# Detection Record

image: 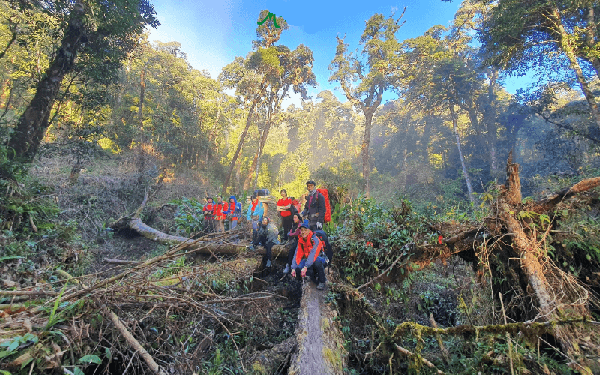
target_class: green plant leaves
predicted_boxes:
[78,354,102,365]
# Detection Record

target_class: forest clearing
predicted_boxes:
[2,0,600,374]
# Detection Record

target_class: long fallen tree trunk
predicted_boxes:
[110,216,290,257]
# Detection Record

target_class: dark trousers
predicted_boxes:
[254,238,273,262]
[286,239,298,266]
[281,215,293,241]
[293,257,326,284]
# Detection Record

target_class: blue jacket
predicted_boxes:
[223,196,242,218]
[246,199,264,221]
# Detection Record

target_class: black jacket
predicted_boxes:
[303,190,325,224]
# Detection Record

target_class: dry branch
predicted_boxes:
[107,309,166,375]
[535,176,600,212]
[0,290,58,296]
[429,314,449,364]
[395,344,444,374]
[358,250,409,291]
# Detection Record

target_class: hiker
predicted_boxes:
[277,189,293,243]
[291,222,327,290]
[252,217,279,268]
[302,180,326,231]
[283,212,303,274]
[224,196,241,230]
[246,194,264,243]
[214,196,225,232]
[203,197,215,233]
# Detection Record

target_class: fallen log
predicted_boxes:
[110,216,290,257]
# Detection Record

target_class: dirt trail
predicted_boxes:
[289,280,345,375]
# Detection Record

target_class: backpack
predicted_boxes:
[316,188,331,223]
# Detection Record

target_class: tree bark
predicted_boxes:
[243,113,271,191]
[137,67,146,179]
[7,1,86,161]
[362,110,374,197]
[497,156,581,359]
[222,98,259,196]
[551,6,600,130]
[486,68,499,175]
[449,104,475,204]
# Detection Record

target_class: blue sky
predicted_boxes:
[148,0,524,105]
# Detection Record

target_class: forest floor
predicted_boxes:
[2,151,600,374]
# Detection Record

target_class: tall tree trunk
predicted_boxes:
[449,104,475,204]
[585,7,600,78]
[362,110,374,197]
[137,68,146,182]
[552,6,600,130]
[7,1,86,161]
[486,68,499,175]
[243,109,273,190]
[222,99,258,195]
[421,115,433,163]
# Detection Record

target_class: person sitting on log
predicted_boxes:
[283,213,303,274]
[291,222,327,290]
[252,217,279,268]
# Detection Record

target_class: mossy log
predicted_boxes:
[289,282,347,375]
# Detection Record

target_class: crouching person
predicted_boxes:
[291,222,327,290]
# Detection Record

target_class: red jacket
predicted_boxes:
[292,230,323,269]
[214,202,225,220]
[277,198,292,217]
[203,203,214,219]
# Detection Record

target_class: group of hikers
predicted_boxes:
[202,180,332,290]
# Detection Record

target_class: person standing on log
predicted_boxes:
[224,196,241,230]
[291,222,327,290]
[247,194,264,243]
[214,196,226,232]
[203,197,215,233]
[302,180,326,231]
[283,213,303,274]
[277,189,293,243]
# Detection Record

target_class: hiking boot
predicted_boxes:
[266,260,272,268]
[317,281,327,290]
[283,264,291,274]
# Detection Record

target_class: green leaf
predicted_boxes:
[6,340,19,352]
[78,354,102,365]
[0,350,13,359]
[74,367,85,375]
[105,347,112,361]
